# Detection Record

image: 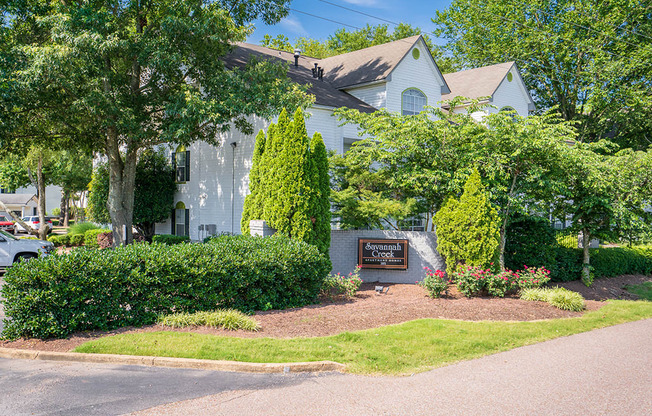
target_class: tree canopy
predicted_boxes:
[1,0,312,245]
[433,0,652,149]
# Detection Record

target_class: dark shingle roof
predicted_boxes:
[318,35,422,89]
[224,43,377,113]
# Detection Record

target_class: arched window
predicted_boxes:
[402,88,427,116]
[174,145,190,182]
[173,201,189,237]
[500,106,518,120]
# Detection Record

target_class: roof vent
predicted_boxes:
[294,49,301,67]
[318,67,324,81]
[312,63,319,78]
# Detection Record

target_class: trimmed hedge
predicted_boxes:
[152,234,190,245]
[1,235,330,339]
[551,246,652,282]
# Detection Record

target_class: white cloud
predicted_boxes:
[280,16,308,36]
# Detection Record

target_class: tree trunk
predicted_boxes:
[36,155,48,240]
[60,189,70,227]
[581,228,592,286]
[499,173,519,271]
[135,221,155,242]
[106,129,137,247]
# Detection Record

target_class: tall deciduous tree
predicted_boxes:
[1,1,311,246]
[88,149,176,241]
[433,0,652,148]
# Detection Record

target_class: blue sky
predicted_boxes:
[248,0,454,46]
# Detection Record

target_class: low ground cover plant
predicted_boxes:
[1,235,330,339]
[419,268,449,298]
[157,310,260,331]
[320,266,362,301]
[452,266,550,298]
[521,287,586,311]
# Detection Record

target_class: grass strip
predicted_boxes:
[625,282,652,301]
[74,300,652,375]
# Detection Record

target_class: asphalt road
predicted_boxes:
[0,358,321,415]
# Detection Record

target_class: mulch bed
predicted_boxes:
[1,275,649,353]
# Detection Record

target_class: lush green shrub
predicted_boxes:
[152,234,190,245]
[157,309,260,331]
[434,169,500,272]
[1,235,330,339]
[84,228,110,248]
[69,234,85,246]
[486,270,518,297]
[419,268,449,298]
[68,222,101,236]
[47,234,70,247]
[555,229,578,249]
[320,266,362,300]
[505,214,559,275]
[521,287,585,311]
[203,232,233,243]
[515,266,551,290]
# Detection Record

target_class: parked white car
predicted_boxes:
[14,216,53,234]
[0,230,54,268]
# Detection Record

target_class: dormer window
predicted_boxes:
[402,88,427,116]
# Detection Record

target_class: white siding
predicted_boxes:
[344,83,386,109]
[156,107,344,240]
[11,185,62,215]
[385,39,445,114]
[490,67,531,116]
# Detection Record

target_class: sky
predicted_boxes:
[247,0,454,46]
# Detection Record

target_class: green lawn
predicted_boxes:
[625,282,652,301]
[75,300,652,375]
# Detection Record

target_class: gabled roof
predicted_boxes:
[318,35,422,89]
[0,194,37,206]
[224,43,376,113]
[442,61,515,104]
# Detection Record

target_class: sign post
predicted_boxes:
[358,238,408,270]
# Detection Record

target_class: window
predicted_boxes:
[172,201,189,237]
[402,89,427,116]
[174,145,190,182]
[398,216,426,231]
[500,106,518,120]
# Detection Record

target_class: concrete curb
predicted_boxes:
[0,347,346,374]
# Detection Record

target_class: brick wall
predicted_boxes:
[330,230,445,284]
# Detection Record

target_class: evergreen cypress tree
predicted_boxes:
[267,108,312,239]
[309,132,331,254]
[241,108,331,256]
[241,129,266,234]
[434,169,499,272]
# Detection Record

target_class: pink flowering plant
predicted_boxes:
[514,266,551,290]
[453,266,491,297]
[419,267,449,298]
[452,264,550,298]
[320,266,363,301]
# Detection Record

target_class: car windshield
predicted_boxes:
[0,230,17,241]
[0,216,9,222]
